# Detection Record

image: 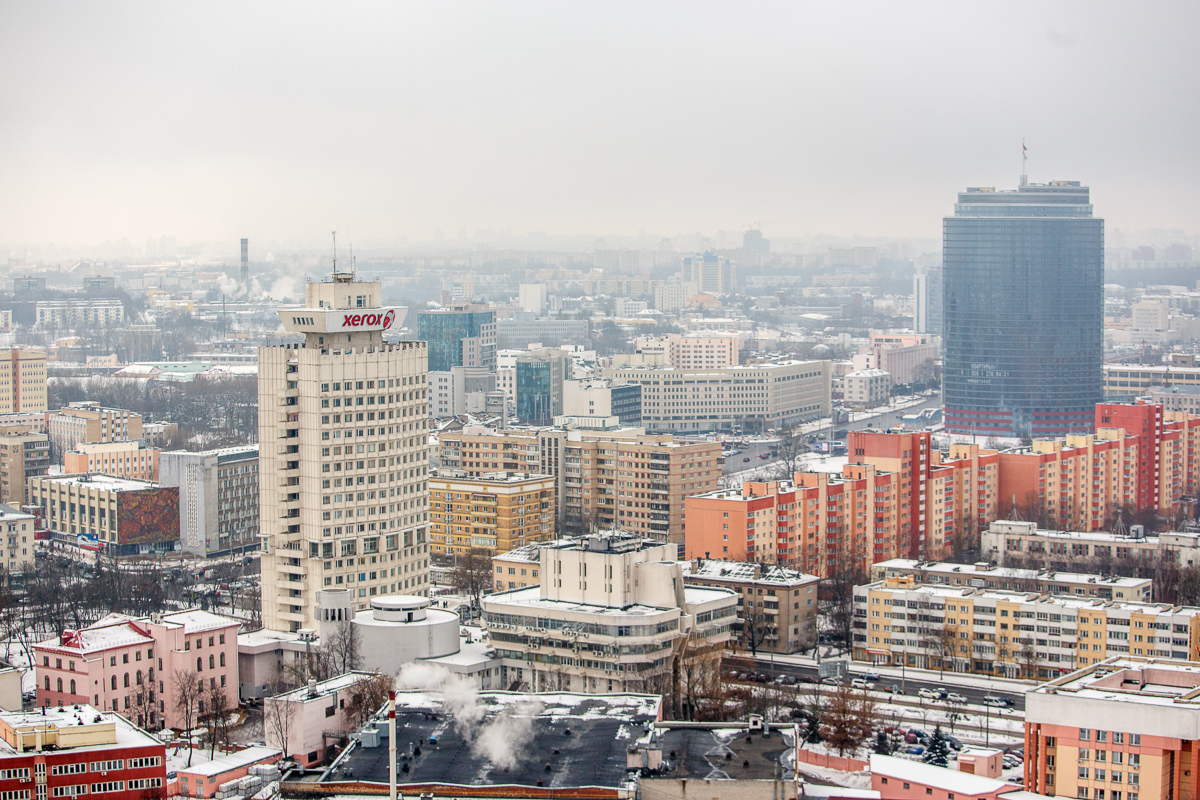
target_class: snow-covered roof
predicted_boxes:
[159,609,240,634]
[683,558,819,586]
[176,746,281,777]
[37,618,153,654]
[870,754,1018,795]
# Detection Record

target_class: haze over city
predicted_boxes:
[2,1,1199,250]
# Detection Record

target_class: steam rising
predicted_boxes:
[396,662,543,770]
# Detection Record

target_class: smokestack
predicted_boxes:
[240,238,249,286]
[388,691,397,800]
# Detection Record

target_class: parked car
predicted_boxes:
[902,745,925,756]
[917,688,940,700]
[851,678,875,690]
[820,675,844,686]
[863,672,881,682]
[743,457,751,462]
[946,735,963,751]
[887,684,904,695]
[945,692,968,704]
[984,694,1014,707]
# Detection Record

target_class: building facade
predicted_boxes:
[0,706,167,800]
[159,446,259,558]
[34,609,239,730]
[602,360,832,433]
[416,304,496,372]
[870,558,1153,602]
[259,272,430,632]
[0,349,46,414]
[943,181,1103,438]
[1025,657,1200,800]
[63,441,160,482]
[34,300,125,330]
[47,404,143,462]
[0,426,48,506]
[429,471,555,557]
[438,426,721,543]
[981,519,1200,570]
[0,506,35,573]
[853,575,1200,679]
[683,559,819,654]
[28,474,180,555]
[481,533,737,693]
[562,379,642,426]
[843,368,891,407]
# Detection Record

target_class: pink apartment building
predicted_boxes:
[34,608,239,731]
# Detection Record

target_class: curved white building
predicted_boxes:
[316,588,463,675]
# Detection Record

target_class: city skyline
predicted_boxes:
[2,2,1198,245]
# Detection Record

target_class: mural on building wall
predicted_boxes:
[117,487,180,545]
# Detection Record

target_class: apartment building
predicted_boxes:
[633,333,741,370]
[860,332,938,386]
[843,368,891,407]
[481,533,737,692]
[0,349,46,414]
[602,360,832,433]
[870,558,1153,602]
[438,426,721,543]
[683,558,819,653]
[259,273,430,632]
[490,541,555,592]
[34,299,125,330]
[0,706,167,800]
[0,426,48,506]
[852,575,1200,680]
[0,505,35,573]
[29,474,180,555]
[34,609,239,730]
[981,519,1200,569]
[159,446,259,558]
[1025,656,1200,800]
[47,403,143,461]
[686,467,904,577]
[562,379,642,426]
[63,441,160,481]
[429,470,555,557]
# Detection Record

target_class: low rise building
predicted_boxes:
[481,532,737,692]
[159,446,259,557]
[28,473,180,555]
[429,470,555,557]
[47,403,143,461]
[34,609,239,730]
[562,378,642,426]
[63,441,160,482]
[0,705,167,800]
[870,755,1021,800]
[853,575,1200,679]
[263,671,379,768]
[1024,656,1200,799]
[981,519,1200,569]
[175,746,281,800]
[490,540,555,592]
[683,558,819,653]
[842,368,891,407]
[870,558,1153,602]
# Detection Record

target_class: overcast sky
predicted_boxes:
[1,1,1197,247]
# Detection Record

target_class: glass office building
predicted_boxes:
[943,180,1103,439]
[416,306,496,373]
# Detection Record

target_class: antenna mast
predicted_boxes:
[1020,139,1028,187]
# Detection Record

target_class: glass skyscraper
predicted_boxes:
[943,180,1103,439]
[416,305,496,373]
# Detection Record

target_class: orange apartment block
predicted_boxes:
[63,440,161,482]
[1025,657,1200,800]
[686,464,903,576]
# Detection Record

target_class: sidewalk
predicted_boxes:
[745,651,1037,693]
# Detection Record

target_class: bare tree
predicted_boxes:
[919,619,958,677]
[451,547,493,612]
[264,696,297,760]
[819,684,877,757]
[172,669,201,766]
[1020,639,1040,681]
[770,425,809,481]
[343,672,394,731]
[325,619,362,676]
[127,678,159,731]
[206,685,231,757]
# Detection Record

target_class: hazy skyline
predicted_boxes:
[2,1,1198,247]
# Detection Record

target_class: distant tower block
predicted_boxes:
[240,238,249,286]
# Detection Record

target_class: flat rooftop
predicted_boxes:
[1033,656,1200,708]
[33,473,159,492]
[655,726,796,782]
[322,692,660,790]
[866,579,1200,618]
[685,559,819,586]
[875,558,1149,588]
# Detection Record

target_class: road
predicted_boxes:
[724,654,1026,712]
[722,441,778,474]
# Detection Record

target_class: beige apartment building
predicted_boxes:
[633,333,741,369]
[0,504,36,572]
[258,272,430,632]
[0,425,49,505]
[63,440,160,481]
[853,575,1200,679]
[602,360,831,433]
[429,470,555,557]
[0,349,46,414]
[438,425,721,543]
[47,402,143,460]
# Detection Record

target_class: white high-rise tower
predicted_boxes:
[259,270,429,632]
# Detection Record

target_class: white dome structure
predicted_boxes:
[317,589,461,675]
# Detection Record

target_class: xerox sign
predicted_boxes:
[337,309,395,330]
[279,307,403,334]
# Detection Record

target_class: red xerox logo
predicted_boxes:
[342,309,396,329]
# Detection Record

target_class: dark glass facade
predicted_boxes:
[943,181,1103,439]
[416,309,494,372]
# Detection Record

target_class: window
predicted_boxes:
[1080,728,1091,741]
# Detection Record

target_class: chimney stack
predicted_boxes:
[240,238,249,287]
